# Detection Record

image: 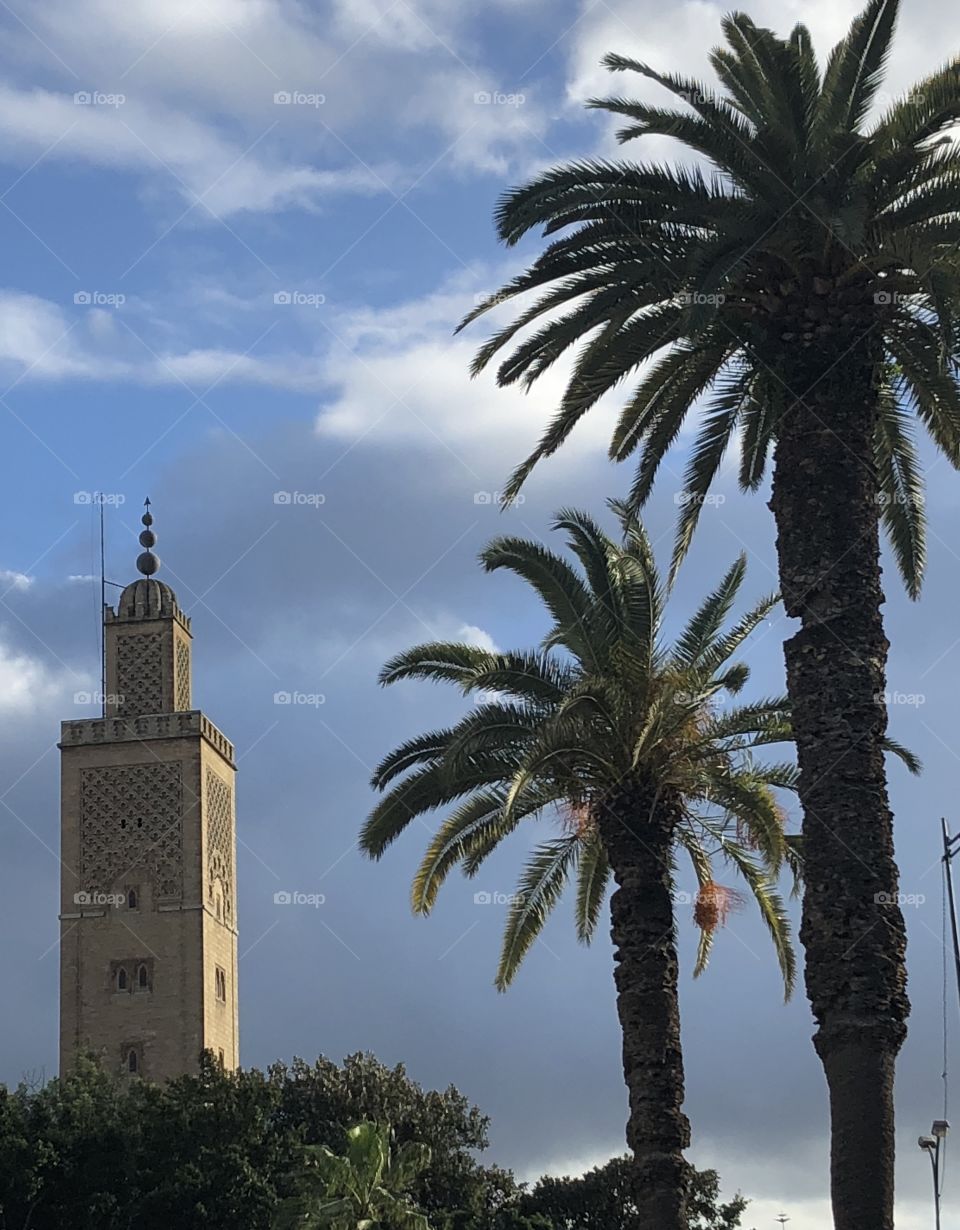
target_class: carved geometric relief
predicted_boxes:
[79,762,183,899]
[116,631,164,717]
[205,769,234,924]
[174,639,191,712]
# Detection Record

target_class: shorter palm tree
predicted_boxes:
[274,1122,432,1230]
[362,503,802,1230]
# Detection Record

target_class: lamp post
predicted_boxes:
[919,1119,949,1230]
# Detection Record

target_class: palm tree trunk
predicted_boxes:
[769,360,909,1230]
[596,779,690,1230]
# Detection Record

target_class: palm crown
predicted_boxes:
[460,0,960,593]
[362,503,800,991]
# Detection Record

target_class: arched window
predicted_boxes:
[117,967,128,992]
[215,967,226,1002]
[127,1049,138,1074]
[127,888,138,910]
[137,964,148,990]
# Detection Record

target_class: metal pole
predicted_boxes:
[933,1141,942,1230]
[942,818,960,1022]
[99,495,106,718]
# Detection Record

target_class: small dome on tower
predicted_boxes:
[116,577,178,619]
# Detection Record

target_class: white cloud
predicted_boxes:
[0,289,328,390]
[458,623,499,652]
[314,267,618,474]
[0,84,387,218]
[0,0,554,216]
[0,570,34,592]
[0,637,85,717]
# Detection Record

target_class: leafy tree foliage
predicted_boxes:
[521,1156,747,1230]
[0,1056,752,1230]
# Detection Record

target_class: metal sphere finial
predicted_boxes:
[136,497,161,576]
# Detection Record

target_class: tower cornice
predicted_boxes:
[60,710,235,767]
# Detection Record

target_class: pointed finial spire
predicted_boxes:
[136,497,161,577]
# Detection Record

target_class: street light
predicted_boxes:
[919,1119,949,1230]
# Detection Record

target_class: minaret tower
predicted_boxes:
[59,501,239,1080]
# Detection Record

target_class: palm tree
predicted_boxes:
[362,504,802,1230]
[274,1121,432,1230]
[458,4,945,1223]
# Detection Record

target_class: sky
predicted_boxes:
[0,0,957,1226]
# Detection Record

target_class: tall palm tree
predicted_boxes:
[275,1122,432,1230]
[458,4,945,1223]
[362,504,801,1230]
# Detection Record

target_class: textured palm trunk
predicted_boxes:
[769,353,909,1230]
[596,778,690,1230]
